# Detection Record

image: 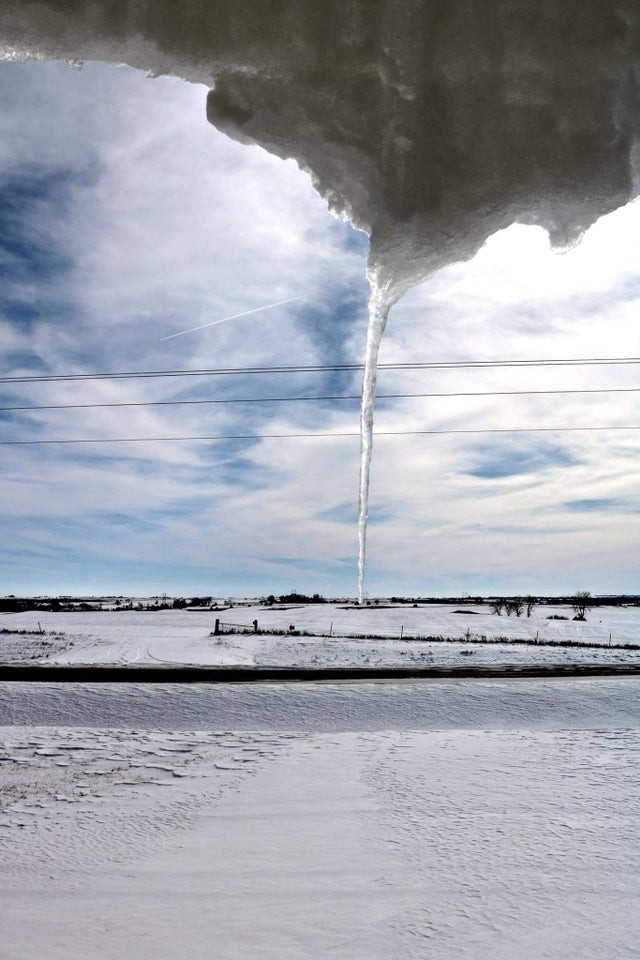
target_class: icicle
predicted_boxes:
[357,281,391,603]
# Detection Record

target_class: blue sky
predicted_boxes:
[0,59,638,597]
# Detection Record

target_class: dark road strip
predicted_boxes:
[1,663,639,683]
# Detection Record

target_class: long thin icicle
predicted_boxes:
[357,283,390,602]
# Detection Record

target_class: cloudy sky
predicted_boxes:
[0,59,638,598]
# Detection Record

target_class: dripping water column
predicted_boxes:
[357,281,391,603]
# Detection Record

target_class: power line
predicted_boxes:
[1,386,639,413]
[1,425,639,445]
[2,356,639,385]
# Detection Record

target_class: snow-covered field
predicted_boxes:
[1,603,638,957]
[1,602,638,668]
[1,679,639,959]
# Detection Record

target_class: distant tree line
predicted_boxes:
[0,590,629,616]
[265,592,327,605]
[169,597,212,609]
[0,597,94,613]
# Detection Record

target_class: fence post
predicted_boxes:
[609,633,612,647]
[329,622,333,637]
[400,625,404,639]
[535,630,539,643]
[253,619,258,633]
[466,627,470,641]
[214,618,220,635]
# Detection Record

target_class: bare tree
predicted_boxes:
[490,600,504,616]
[572,591,592,620]
[525,596,536,618]
[505,597,524,617]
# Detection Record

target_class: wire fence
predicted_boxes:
[211,620,640,650]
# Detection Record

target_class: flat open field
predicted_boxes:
[1,602,638,669]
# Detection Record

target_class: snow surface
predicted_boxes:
[1,603,638,668]
[1,679,639,959]
[1,678,639,732]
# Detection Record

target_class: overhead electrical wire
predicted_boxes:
[2,356,637,445]
[0,385,639,413]
[1,356,639,385]
[1,425,639,445]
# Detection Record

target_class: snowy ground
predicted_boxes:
[1,607,638,956]
[0,679,638,959]
[1,602,638,668]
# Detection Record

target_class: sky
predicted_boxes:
[0,59,638,598]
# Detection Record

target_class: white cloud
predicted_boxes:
[0,59,638,596]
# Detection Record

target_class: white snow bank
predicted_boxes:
[2,678,639,731]
[1,725,638,959]
[1,2,638,299]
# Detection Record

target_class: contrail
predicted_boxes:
[159,296,304,341]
